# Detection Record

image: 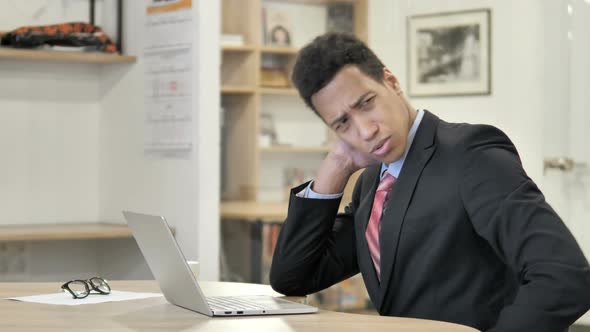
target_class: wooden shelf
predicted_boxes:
[263,0,357,4]
[0,47,136,64]
[221,201,288,222]
[222,45,256,53]
[0,223,133,242]
[220,199,346,222]
[260,146,330,153]
[221,85,256,94]
[260,46,299,55]
[259,87,299,96]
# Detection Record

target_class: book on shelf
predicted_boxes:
[221,34,244,47]
[260,223,281,284]
[307,274,370,311]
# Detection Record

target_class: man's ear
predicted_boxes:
[382,67,401,94]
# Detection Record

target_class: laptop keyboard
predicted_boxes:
[207,296,273,311]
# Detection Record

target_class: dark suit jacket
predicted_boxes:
[269,111,590,331]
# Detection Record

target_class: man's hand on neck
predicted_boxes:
[312,139,379,194]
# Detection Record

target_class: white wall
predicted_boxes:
[0,0,220,281]
[0,1,118,282]
[0,64,101,225]
[195,0,221,281]
[0,1,117,225]
[0,2,102,225]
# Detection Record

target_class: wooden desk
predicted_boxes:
[0,280,479,331]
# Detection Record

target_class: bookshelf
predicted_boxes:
[219,1,369,310]
[220,0,367,205]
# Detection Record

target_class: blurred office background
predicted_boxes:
[0,0,588,327]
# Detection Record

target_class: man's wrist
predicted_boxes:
[298,181,343,199]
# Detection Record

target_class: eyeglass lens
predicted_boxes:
[89,277,111,293]
[67,280,90,298]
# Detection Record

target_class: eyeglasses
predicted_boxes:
[61,277,111,299]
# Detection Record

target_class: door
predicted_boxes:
[541,0,590,325]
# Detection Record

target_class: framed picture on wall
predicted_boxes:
[407,9,491,97]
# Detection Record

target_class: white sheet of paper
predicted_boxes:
[6,290,163,306]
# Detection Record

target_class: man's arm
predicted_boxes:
[269,180,361,296]
[459,125,590,332]
[270,138,378,296]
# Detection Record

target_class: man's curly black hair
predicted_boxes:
[291,33,386,114]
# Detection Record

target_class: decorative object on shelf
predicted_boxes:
[259,113,278,147]
[326,3,354,34]
[407,9,491,97]
[0,22,118,53]
[262,4,293,47]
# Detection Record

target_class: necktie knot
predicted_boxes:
[377,173,396,192]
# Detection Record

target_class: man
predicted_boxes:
[269,33,590,332]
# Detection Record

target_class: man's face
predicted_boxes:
[311,65,414,164]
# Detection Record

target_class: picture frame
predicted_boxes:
[262,5,293,47]
[407,9,491,97]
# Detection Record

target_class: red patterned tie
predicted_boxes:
[365,172,396,281]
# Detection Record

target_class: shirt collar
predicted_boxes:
[380,109,425,179]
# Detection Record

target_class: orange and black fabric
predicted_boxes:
[0,22,118,53]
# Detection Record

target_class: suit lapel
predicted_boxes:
[377,111,438,308]
[353,165,381,300]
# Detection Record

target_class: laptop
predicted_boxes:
[123,211,318,317]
